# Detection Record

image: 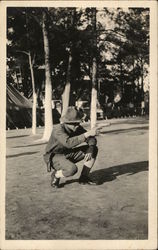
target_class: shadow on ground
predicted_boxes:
[123,117,149,125]
[6,151,39,158]
[6,135,30,139]
[109,117,149,126]
[13,142,47,148]
[62,161,148,187]
[90,161,148,185]
[100,126,148,135]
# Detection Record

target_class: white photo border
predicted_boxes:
[0,1,157,249]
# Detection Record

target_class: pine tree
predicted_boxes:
[42,9,53,141]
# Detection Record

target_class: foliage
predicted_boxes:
[7,7,149,107]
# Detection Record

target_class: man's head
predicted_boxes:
[60,107,84,132]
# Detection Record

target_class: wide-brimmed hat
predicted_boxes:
[60,107,84,124]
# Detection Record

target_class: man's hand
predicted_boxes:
[84,152,92,161]
[96,122,111,130]
[84,128,97,138]
[84,123,111,138]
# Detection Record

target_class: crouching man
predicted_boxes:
[43,107,98,188]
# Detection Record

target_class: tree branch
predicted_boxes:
[16,50,29,56]
[97,29,126,39]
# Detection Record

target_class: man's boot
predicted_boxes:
[79,165,96,185]
[51,170,60,188]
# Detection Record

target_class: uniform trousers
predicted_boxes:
[52,144,98,177]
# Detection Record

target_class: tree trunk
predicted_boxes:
[131,56,135,102]
[90,57,97,128]
[90,8,97,129]
[141,61,144,100]
[120,60,124,94]
[61,9,76,117]
[42,10,53,141]
[61,49,72,117]
[28,52,37,135]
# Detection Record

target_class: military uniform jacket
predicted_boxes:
[43,124,96,164]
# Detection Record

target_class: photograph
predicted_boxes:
[0,1,157,250]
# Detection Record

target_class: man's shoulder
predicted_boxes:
[54,123,63,131]
[53,123,66,134]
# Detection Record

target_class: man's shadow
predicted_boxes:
[89,161,148,185]
[61,161,148,187]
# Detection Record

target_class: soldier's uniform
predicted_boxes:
[43,107,98,188]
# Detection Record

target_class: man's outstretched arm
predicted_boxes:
[54,126,97,149]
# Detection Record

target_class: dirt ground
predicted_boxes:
[6,117,149,240]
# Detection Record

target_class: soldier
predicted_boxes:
[43,107,98,188]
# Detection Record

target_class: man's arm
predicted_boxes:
[55,125,86,149]
[77,125,97,146]
[55,125,97,149]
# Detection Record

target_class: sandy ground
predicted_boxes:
[6,117,148,240]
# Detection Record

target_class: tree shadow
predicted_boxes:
[13,142,47,148]
[61,161,148,187]
[100,126,148,135]
[124,118,149,125]
[6,135,30,139]
[6,151,39,158]
[89,161,148,185]
[111,118,149,126]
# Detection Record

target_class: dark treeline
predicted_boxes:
[7,7,149,121]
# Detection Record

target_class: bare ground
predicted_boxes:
[6,117,149,240]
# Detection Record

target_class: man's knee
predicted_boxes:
[53,155,78,177]
[63,163,78,177]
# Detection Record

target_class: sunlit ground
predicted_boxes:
[6,117,148,239]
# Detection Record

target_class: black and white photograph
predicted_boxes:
[0,1,157,250]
